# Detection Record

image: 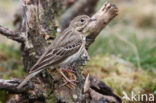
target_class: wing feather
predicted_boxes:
[29,29,82,73]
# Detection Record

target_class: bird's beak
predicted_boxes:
[89,18,96,22]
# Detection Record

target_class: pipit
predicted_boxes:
[17,15,96,89]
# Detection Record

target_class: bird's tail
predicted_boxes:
[17,69,43,89]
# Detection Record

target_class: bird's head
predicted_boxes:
[69,15,96,32]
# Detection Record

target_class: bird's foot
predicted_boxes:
[62,68,74,73]
[58,69,77,89]
[59,79,77,89]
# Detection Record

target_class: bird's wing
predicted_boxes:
[29,30,83,73]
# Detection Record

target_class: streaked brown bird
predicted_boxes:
[17,15,95,88]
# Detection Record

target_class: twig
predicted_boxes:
[0,79,45,102]
[0,79,32,94]
[0,25,26,42]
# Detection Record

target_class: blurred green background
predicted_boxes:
[0,0,156,103]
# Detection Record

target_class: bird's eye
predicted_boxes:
[80,19,85,22]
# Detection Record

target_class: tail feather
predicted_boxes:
[17,69,42,89]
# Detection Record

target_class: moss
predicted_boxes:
[0,91,9,103]
[84,55,156,97]
[46,93,57,103]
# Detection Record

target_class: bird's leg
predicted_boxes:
[62,68,74,73]
[61,68,77,83]
[58,69,77,88]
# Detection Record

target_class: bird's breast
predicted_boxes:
[59,37,86,67]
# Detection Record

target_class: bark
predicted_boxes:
[0,0,120,103]
[0,25,26,42]
[0,79,25,94]
[85,3,118,48]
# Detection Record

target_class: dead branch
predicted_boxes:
[0,25,26,42]
[0,79,46,103]
[89,76,122,103]
[59,0,99,29]
[0,79,32,94]
[85,3,118,48]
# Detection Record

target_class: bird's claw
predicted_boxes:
[58,68,77,89]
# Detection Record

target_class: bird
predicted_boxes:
[17,15,96,89]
